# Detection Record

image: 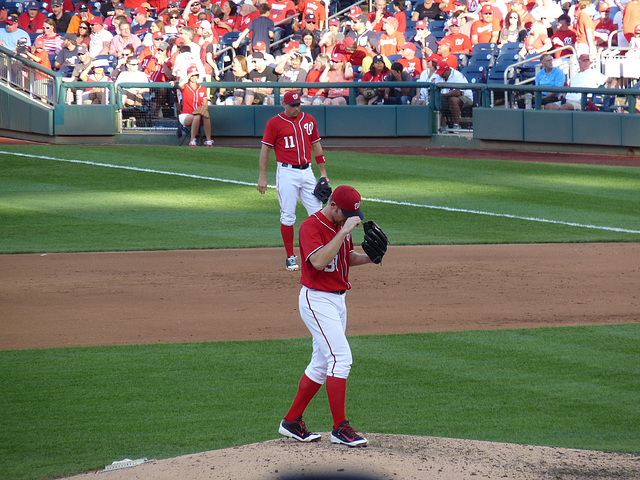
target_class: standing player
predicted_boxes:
[278,185,386,447]
[258,90,329,271]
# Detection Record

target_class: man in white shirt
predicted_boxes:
[115,55,150,108]
[89,17,113,57]
[436,61,473,129]
[557,54,617,110]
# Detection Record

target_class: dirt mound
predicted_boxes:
[60,434,640,480]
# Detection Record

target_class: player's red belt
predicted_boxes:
[280,163,310,170]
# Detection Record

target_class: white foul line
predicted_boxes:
[2,150,639,235]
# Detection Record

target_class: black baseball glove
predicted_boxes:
[313,177,332,204]
[362,221,388,264]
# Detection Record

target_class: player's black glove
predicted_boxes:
[313,177,332,204]
[362,221,388,264]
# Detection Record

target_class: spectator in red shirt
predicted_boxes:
[368,0,394,33]
[574,0,596,55]
[18,1,47,35]
[595,3,617,47]
[442,17,472,53]
[212,1,237,38]
[397,42,423,78]
[392,0,407,33]
[551,13,577,57]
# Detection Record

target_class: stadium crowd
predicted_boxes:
[1,0,639,130]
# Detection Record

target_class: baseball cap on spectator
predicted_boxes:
[332,185,364,220]
[89,16,103,25]
[305,13,316,23]
[134,6,148,15]
[34,37,45,48]
[426,53,442,63]
[449,18,460,26]
[252,51,265,59]
[372,54,384,63]
[175,37,186,46]
[63,32,77,41]
[93,58,110,68]
[416,20,428,29]
[436,61,449,75]
[481,4,493,13]
[283,40,299,53]
[283,90,302,105]
[167,0,178,6]
[437,38,453,47]
[27,1,39,10]
[401,42,416,51]
[114,2,125,9]
[253,40,267,51]
[52,0,63,6]
[77,3,89,12]
[598,2,610,10]
[177,18,187,26]
[383,17,399,28]
[349,5,362,17]
[355,14,367,23]
[153,31,164,39]
[331,52,346,62]
[5,14,18,25]
[76,44,88,54]
[343,36,355,48]
[187,64,198,77]
[578,53,591,61]
[328,18,339,27]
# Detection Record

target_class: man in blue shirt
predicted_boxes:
[0,14,32,52]
[534,53,566,107]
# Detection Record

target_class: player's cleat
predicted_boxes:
[331,421,368,447]
[189,139,198,147]
[279,416,321,442]
[286,255,299,271]
[205,140,214,147]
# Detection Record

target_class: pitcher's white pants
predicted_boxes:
[299,286,352,383]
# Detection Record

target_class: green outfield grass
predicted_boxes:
[0,144,639,253]
[0,325,638,480]
[1,145,639,479]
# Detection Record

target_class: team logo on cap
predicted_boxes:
[354,201,361,210]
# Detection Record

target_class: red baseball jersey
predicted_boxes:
[181,83,207,115]
[262,112,321,166]
[299,211,354,292]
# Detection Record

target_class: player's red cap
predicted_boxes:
[283,91,302,105]
[332,185,364,220]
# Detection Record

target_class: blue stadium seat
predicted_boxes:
[461,64,485,84]
[472,42,498,56]
[498,42,523,55]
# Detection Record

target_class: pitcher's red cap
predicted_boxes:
[332,185,364,219]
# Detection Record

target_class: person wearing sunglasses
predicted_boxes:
[49,0,73,35]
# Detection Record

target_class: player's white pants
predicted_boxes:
[299,286,352,383]
[277,163,322,226]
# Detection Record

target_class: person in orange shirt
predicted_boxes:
[470,5,500,44]
[622,0,640,42]
[379,16,405,56]
[574,0,596,55]
[66,3,94,35]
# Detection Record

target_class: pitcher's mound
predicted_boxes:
[62,434,639,480]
